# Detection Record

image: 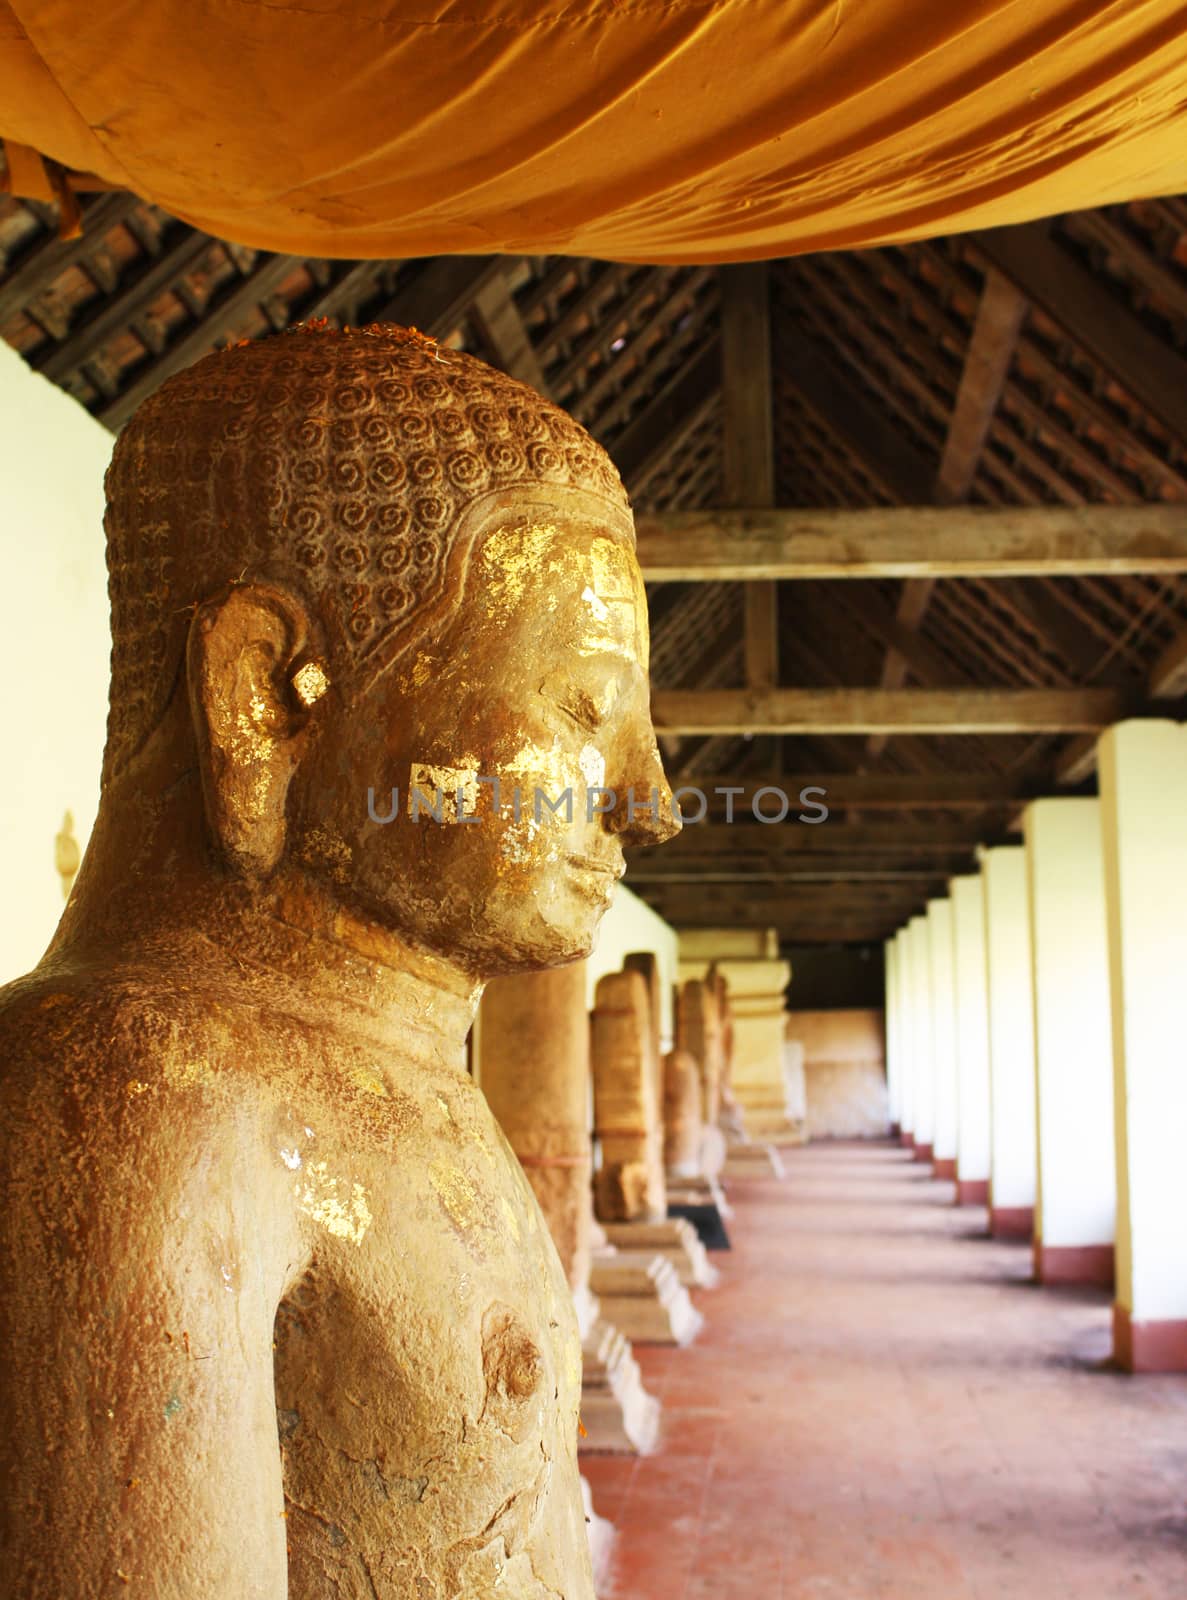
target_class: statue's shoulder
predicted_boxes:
[0,958,256,1135]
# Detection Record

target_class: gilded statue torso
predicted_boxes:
[270,1028,583,1600]
[0,955,584,1600]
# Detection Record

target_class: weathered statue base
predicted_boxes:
[579,1316,662,1455]
[581,1477,616,1594]
[723,1138,787,1179]
[667,1170,733,1220]
[741,1110,808,1144]
[588,1255,703,1346]
[600,1218,719,1290]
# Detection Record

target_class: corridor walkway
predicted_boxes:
[583,1141,1187,1600]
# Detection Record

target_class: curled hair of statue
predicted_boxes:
[101,323,631,783]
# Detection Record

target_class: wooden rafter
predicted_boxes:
[633,506,1187,579]
[651,686,1126,736]
[636,821,987,855]
[720,263,778,696]
[777,322,934,503]
[0,190,142,326]
[868,266,1028,757]
[610,339,720,492]
[657,772,1030,809]
[972,220,1187,452]
[469,269,551,394]
[1148,625,1187,699]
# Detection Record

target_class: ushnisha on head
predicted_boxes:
[100,324,677,974]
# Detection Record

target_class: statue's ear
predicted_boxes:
[186,582,314,879]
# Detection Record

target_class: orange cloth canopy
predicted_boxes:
[3,0,1187,261]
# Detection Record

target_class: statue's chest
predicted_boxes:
[268,1068,581,1455]
[270,1103,582,1597]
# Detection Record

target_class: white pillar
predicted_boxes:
[1099,720,1187,1370]
[884,937,901,1133]
[927,898,958,1179]
[907,914,935,1161]
[981,847,1037,1240]
[1025,798,1115,1286]
[895,927,915,1146]
[950,875,991,1206]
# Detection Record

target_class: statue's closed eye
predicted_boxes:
[555,688,602,734]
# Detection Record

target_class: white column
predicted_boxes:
[895,927,915,1146]
[884,937,900,1133]
[981,847,1037,1239]
[1025,798,1115,1286]
[907,914,935,1160]
[927,898,958,1179]
[1099,720,1187,1370]
[950,875,991,1206]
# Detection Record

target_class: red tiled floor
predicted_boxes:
[583,1140,1187,1599]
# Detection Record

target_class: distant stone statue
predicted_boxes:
[662,1047,704,1177]
[590,968,667,1224]
[0,327,676,1600]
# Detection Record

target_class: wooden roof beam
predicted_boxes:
[632,821,985,855]
[654,772,1029,809]
[0,190,142,327]
[372,255,509,341]
[971,220,1187,451]
[1149,624,1187,700]
[633,506,1187,579]
[99,251,302,429]
[610,339,720,493]
[651,686,1126,736]
[469,268,551,395]
[869,267,1027,757]
[777,323,934,504]
[721,263,778,697]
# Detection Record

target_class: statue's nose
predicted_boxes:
[605,738,681,846]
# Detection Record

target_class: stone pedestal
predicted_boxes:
[666,1169,732,1219]
[581,1476,615,1593]
[579,1316,662,1455]
[600,1218,719,1289]
[722,1141,785,1180]
[589,1255,703,1346]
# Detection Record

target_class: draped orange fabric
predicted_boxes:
[2,0,1187,261]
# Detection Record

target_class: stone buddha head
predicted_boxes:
[99,324,676,977]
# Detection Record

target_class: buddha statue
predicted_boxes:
[0,326,677,1599]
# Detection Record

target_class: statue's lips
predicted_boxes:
[565,854,624,881]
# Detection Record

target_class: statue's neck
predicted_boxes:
[50,796,482,1062]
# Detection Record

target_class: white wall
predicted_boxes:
[884,937,899,1127]
[927,897,958,1165]
[895,925,915,1136]
[1025,798,1115,1251]
[981,847,1036,1216]
[908,914,934,1149]
[586,883,679,1049]
[0,342,112,985]
[951,874,991,1186]
[1099,720,1187,1324]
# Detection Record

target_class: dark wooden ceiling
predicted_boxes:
[4,186,1187,951]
